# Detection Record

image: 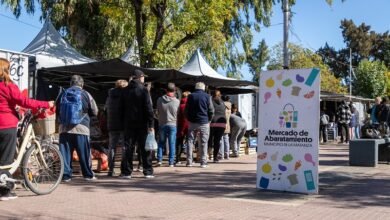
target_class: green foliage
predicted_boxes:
[354,60,387,98]
[386,71,390,97]
[35,0,276,70]
[268,43,347,93]
[2,0,342,74]
[318,20,390,79]
[0,0,35,18]
[247,39,269,82]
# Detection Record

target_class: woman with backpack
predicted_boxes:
[0,58,54,201]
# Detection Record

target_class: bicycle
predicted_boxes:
[0,109,64,195]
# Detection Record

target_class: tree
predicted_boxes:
[246,39,269,82]
[3,0,342,73]
[317,43,350,78]
[385,71,390,97]
[318,20,390,80]
[268,43,347,93]
[354,60,387,98]
[36,0,277,70]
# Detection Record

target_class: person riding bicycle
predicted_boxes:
[0,58,54,201]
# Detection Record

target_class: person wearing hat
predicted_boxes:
[120,69,155,178]
[56,75,99,182]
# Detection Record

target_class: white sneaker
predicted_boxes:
[144,175,155,179]
[62,178,72,183]
[200,164,208,168]
[84,176,98,181]
[169,164,174,168]
[0,191,17,201]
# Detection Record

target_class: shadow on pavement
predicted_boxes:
[319,170,390,208]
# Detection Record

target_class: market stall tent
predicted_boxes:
[22,20,95,69]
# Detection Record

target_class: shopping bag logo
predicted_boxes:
[278,103,298,128]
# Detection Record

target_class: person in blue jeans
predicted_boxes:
[156,83,180,167]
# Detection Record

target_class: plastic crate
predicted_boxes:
[33,114,56,136]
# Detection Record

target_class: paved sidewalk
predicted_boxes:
[0,143,389,220]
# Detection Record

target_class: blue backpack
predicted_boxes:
[59,88,85,126]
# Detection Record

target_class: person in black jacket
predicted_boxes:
[377,97,390,135]
[120,70,155,178]
[208,90,226,163]
[105,79,128,176]
[337,101,352,144]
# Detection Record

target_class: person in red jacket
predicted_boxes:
[175,91,190,164]
[0,58,54,201]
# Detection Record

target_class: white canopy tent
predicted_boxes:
[22,20,95,69]
[179,49,237,81]
[120,40,139,65]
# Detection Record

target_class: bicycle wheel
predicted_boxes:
[22,143,64,195]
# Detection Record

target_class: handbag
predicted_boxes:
[145,131,158,151]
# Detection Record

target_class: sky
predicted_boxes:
[0,0,389,80]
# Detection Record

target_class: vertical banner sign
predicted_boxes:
[257,68,320,194]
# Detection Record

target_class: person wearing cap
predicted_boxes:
[156,82,180,167]
[120,69,155,178]
[56,75,99,182]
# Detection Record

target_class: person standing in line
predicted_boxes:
[229,113,247,157]
[231,104,242,118]
[120,70,154,178]
[368,97,382,125]
[208,90,226,163]
[349,105,360,139]
[319,108,329,144]
[156,83,180,167]
[176,91,190,164]
[337,100,352,144]
[0,58,54,201]
[57,75,98,182]
[105,79,128,176]
[376,97,390,134]
[185,82,214,168]
[219,95,231,160]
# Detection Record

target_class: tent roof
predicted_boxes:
[39,58,256,89]
[179,50,236,81]
[320,91,373,102]
[22,20,95,68]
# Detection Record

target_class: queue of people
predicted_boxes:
[104,77,247,171]
[0,64,249,200]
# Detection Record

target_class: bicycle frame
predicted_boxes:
[0,124,47,175]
